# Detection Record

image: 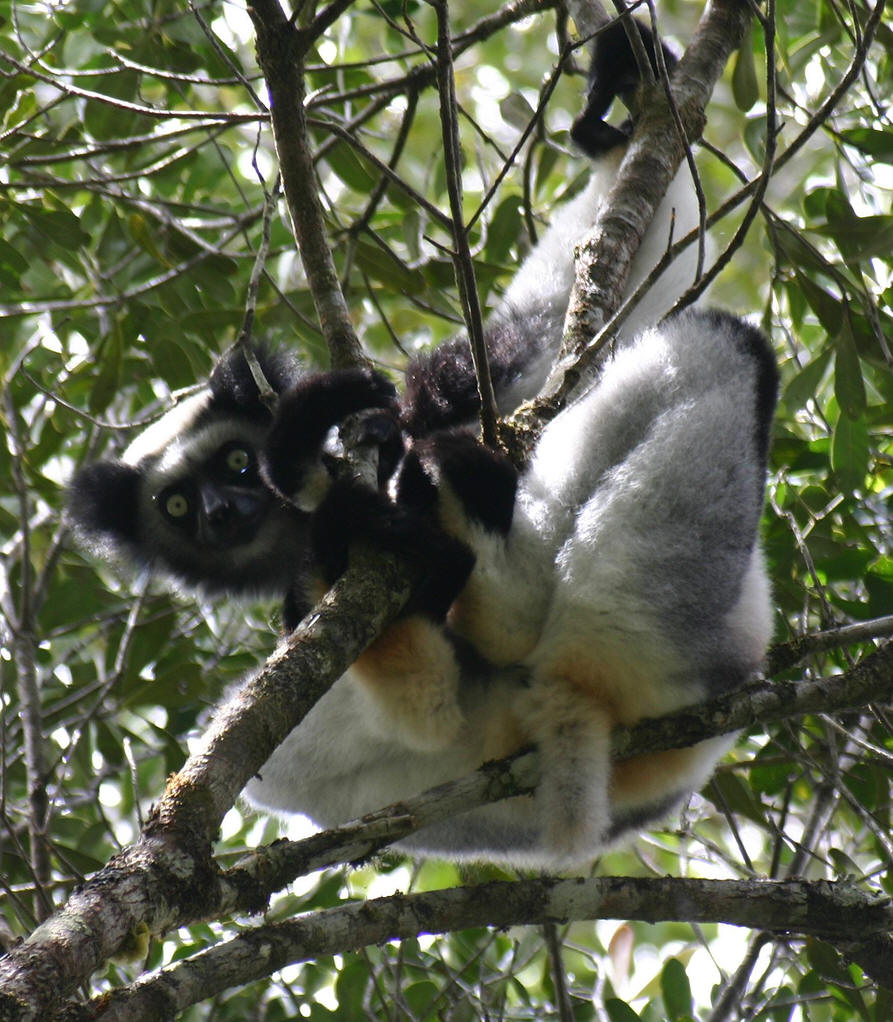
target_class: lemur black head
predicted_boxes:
[67,345,310,597]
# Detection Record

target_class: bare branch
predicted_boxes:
[431,0,500,448]
[0,48,266,123]
[248,0,366,369]
[91,875,893,1019]
[768,615,893,674]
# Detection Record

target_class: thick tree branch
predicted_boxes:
[615,640,893,760]
[91,876,893,1020]
[768,614,893,675]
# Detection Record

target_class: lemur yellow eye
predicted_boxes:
[165,493,190,518]
[226,447,251,473]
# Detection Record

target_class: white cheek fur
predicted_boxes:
[123,391,212,467]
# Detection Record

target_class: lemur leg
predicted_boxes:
[331,430,521,749]
[519,676,613,867]
[398,432,550,664]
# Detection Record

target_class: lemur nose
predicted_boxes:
[200,485,232,523]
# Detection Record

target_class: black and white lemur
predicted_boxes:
[68,21,778,868]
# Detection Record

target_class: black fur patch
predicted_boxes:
[263,369,399,497]
[607,791,683,840]
[420,431,518,535]
[67,461,144,547]
[282,560,316,632]
[401,317,535,437]
[402,338,480,437]
[394,449,439,513]
[208,344,301,419]
[695,308,779,463]
[311,478,475,621]
[570,19,677,158]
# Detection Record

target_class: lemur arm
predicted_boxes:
[260,369,519,750]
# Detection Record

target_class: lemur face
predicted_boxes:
[145,424,272,552]
[68,389,310,599]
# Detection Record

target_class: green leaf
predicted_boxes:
[48,840,108,874]
[818,206,893,263]
[484,194,523,265]
[743,116,767,161]
[0,237,29,284]
[834,319,866,419]
[750,756,795,795]
[782,349,831,410]
[773,221,831,277]
[500,91,536,130]
[732,25,760,110]
[403,980,440,1019]
[795,271,843,334]
[334,960,368,1017]
[88,329,123,415]
[843,762,888,812]
[830,411,869,494]
[128,214,170,266]
[840,127,893,163]
[324,141,377,194]
[869,556,893,582]
[806,940,870,1019]
[82,69,143,139]
[354,237,428,294]
[534,144,560,195]
[21,204,91,249]
[1,86,37,129]
[605,997,641,1022]
[660,958,693,1022]
[708,771,767,825]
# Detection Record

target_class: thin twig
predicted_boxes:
[431,0,499,448]
[1,378,52,921]
[543,922,574,1022]
[249,0,365,369]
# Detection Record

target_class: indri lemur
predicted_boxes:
[68,22,778,867]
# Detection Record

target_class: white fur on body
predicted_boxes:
[246,310,774,868]
[494,148,702,411]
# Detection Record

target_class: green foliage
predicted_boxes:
[0,0,890,1018]
[660,958,694,1022]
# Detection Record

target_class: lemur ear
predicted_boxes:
[67,461,143,545]
[208,344,300,416]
